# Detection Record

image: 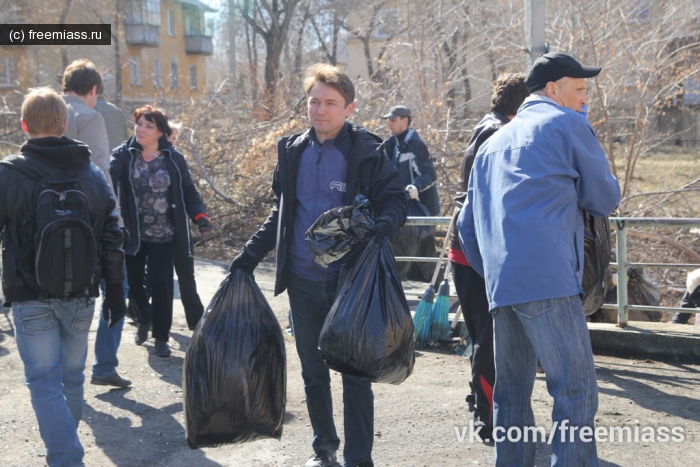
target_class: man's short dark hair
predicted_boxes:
[303,63,355,106]
[62,59,104,96]
[491,73,530,116]
[134,104,172,137]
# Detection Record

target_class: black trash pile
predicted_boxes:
[388,199,435,278]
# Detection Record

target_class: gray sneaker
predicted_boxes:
[305,450,338,467]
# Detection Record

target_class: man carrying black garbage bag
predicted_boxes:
[229,64,407,467]
[457,53,620,466]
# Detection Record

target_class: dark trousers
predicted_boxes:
[453,261,495,430]
[173,245,204,329]
[287,273,374,466]
[126,242,174,342]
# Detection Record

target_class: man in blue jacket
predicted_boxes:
[229,64,407,467]
[457,52,620,466]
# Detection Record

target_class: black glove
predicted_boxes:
[103,282,127,328]
[229,250,259,275]
[195,214,214,234]
[374,220,392,243]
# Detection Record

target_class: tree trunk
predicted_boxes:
[113,0,123,105]
[245,20,257,105]
[228,0,237,90]
[59,0,73,70]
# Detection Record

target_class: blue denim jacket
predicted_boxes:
[457,96,621,309]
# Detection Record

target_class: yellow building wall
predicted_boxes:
[120,0,208,103]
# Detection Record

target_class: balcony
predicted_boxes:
[185,35,213,55]
[125,24,160,46]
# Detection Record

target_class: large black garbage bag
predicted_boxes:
[305,195,375,268]
[183,269,286,447]
[581,213,611,316]
[389,199,434,279]
[319,237,415,384]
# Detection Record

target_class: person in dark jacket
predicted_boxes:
[166,122,212,330]
[111,105,212,357]
[380,105,440,216]
[0,87,125,467]
[229,64,407,467]
[448,73,530,442]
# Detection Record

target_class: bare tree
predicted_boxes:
[238,0,303,118]
[551,0,700,208]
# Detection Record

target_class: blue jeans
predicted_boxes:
[492,295,598,467]
[288,273,374,467]
[92,276,129,378]
[12,298,94,467]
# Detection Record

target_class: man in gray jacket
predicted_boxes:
[62,59,111,185]
[62,59,131,389]
[96,93,128,153]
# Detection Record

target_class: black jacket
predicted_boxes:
[379,128,440,216]
[450,111,510,252]
[0,137,124,303]
[243,122,408,296]
[110,136,206,257]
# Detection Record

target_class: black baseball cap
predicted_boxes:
[525,52,601,93]
[382,105,411,119]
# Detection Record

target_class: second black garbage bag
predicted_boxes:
[305,194,375,267]
[183,269,286,448]
[582,212,612,315]
[318,237,416,385]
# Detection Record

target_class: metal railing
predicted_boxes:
[396,216,700,328]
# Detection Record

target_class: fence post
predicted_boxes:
[616,220,629,328]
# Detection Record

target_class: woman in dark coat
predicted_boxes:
[110,105,212,357]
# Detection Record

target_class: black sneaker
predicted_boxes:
[154,339,171,357]
[305,450,338,467]
[91,372,132,388]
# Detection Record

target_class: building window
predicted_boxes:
[170,60,178,88]
[154,59,162,88]
[125,0,161,25]
[144,0,161,24]
[184,14,193,35]
[183,8,205,35]
[130,57,141,85]
[0,57,15,87]
[168,10,175,36]
[189,65,197,89]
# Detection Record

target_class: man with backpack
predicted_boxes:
[0,87,126,467]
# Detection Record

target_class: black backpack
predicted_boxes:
[0,155,98,298]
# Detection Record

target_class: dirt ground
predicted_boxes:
[1,258,699,467]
